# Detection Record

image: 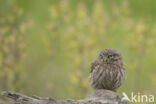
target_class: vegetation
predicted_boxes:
[0,0,156,102]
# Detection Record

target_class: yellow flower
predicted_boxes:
[77,2,88,20]
[135,21,146,34]
[92,1,105,21]
[71,74,79,85]
[49,5,59,18]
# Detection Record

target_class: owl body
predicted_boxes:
[89,49,126,91]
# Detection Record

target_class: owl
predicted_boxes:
[89,49,126,91]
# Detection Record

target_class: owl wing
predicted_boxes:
[91,60,100,73]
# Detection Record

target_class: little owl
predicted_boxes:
[89,49,126,91]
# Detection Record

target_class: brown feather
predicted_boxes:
[89,49,126,91]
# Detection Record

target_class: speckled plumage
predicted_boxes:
[89,49,126,91]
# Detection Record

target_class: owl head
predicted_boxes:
[98,49,122,63]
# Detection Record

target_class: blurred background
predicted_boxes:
[0,0,156,101]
